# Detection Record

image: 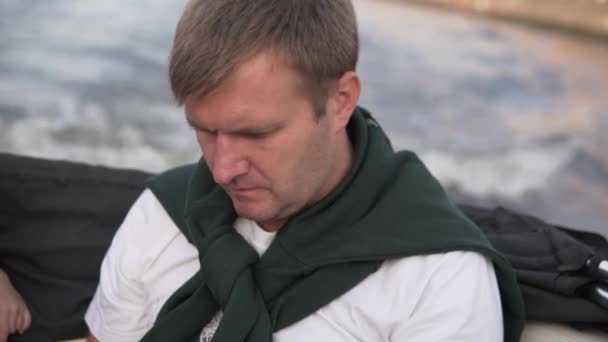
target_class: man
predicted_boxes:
[85,1,525,341]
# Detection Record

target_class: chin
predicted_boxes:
[234,201,271,221]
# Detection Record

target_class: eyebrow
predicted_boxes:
[186,117,283,136]
[186,118,215,133]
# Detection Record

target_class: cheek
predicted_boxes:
[195,132,215,165]
[250,135,300,183]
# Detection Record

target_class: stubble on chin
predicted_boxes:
[231,194,291,231]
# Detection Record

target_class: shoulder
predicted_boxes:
[146,163,197,190]
[380,250,496,285]
[321,251,502,340]
[86,189,200,340]
[376,251,500,315]
[345,251,498,307]
[120,189,181,240]
[145,163,197,233]
[378,251,502,339]
[104,189,193,276]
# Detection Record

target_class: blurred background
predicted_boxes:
[1,0,607,237]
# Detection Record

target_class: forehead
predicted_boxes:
[184,53,312,125]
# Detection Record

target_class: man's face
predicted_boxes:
[185,53,346,231]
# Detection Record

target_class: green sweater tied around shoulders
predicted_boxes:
[142,107,525,342]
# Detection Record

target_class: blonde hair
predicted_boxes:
[169,0,358,116]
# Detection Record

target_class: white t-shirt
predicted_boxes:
[85,190,504,341]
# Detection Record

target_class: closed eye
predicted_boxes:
[187,118,281,140]
[239,130,274,140]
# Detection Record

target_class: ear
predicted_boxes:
[328,71,361,132]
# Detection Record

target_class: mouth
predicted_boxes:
[229,187,259,197]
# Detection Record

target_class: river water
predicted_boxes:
[1,0,607,236]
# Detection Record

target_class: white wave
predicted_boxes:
[7,116,181,172]
[416,144,574,199]
[4,100,198,172]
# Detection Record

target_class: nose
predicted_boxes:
[210,135,249,185]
